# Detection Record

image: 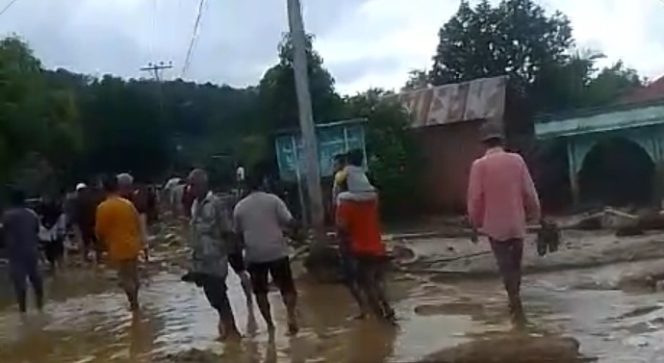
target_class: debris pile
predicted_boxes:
[421,335,586,363]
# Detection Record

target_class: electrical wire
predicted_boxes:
[150,0,158,58]
[181,0,206,78]
[0,0,21,18]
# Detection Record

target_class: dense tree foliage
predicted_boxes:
[343,89,422,216]
[430,0,573,91]
[0,37,264,192]
[402,69,429,91]
[0,38,82,191]
[0,35,387,199]
[258,33,345,131]
[428,0,642,112]
[0,0,650,212]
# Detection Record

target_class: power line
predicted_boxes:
[150,0,158,57]
[0,0,21,18]
[181,0,206,78]
[181,0,207,78]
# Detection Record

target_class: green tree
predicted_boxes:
[345,89,422,216]
[430,0,573,92]
[403,69,430,91]
[78,76,171,181]
[532,53,643,112]
[530,51,600,112]
[0,37,82,191]
[258,33,345,131]
[429,0,642,112]
[584,61,642,106]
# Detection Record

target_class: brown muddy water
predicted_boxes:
[1,258,664,362]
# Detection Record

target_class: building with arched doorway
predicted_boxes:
[535,100,664,207]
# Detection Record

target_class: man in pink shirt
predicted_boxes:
[467,123,540,327]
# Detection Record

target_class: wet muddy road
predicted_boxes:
[1,258,664,362]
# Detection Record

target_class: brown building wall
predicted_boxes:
[411,120,485,213]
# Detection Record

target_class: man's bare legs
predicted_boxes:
[238,271,254,308]
[119,260,140,311]
[255,291,297,335]
[255,293,275,332]
[248,257,298,335]
[356,256,394,322]
[282,291,298,335]
[201,276,240,340]
[490,239,526,328]
[11,258,44,313]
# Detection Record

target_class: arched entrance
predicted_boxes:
[578,137,655,206]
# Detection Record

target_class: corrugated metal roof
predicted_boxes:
[395,76,507,128]
[620,75,664,104]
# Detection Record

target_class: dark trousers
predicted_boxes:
[339,245,364,309]
[355,254,394,319]
[489,239,523,314]
[9,255,44,312]
[199,275,235,323]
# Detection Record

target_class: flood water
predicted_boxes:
[2,255,664,362]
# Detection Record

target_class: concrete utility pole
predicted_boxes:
[139,61,173,81]
[286,0,325,230]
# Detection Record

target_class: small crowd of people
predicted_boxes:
[2,121,541,340]
[178,152,396,339]
[1,175,157,313]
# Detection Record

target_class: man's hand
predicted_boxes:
[141,247,150,262]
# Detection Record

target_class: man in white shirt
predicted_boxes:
[233,174,299,335]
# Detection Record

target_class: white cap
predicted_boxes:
[76,183,87,191]
[117,173,134,187]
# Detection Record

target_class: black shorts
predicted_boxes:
[228,252,246,274]
[248,257,296,295]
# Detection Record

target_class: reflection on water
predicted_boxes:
[2,259,664,362]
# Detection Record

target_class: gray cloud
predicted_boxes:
[329,55,405,85]
[0,0,661,95]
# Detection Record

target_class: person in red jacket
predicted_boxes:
[336,150,394,322]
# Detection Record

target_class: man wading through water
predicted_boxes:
[467,123,540,328]
[117,173,150,262]
[234,173,299,335]
[183,168,251,340]
[95,175,144,311]
[332,152,368,318]
[336,149,395,322]
[3,189,44,314]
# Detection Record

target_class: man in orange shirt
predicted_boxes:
[95,175,143,311]
[336,151,394,322]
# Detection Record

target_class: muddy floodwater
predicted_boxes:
[2,255,664,362]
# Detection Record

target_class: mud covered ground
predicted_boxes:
[2,220,664,362]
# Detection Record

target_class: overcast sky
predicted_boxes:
[2,0,663,95]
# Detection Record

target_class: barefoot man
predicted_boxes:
[233,173,299,335]
[186,168,242,340]
[336,149,395,322]
[3,189,44,313]
[95,175,143,311]
[467,123,540,327]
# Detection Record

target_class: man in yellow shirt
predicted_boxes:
[95,174,143,311]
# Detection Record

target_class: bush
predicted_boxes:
[346,90,422,218]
